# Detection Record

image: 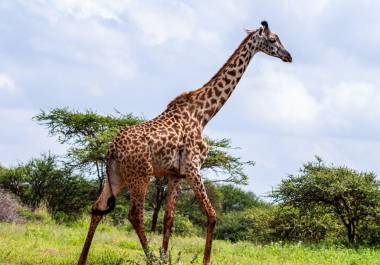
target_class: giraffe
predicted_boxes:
[78,21,292,265]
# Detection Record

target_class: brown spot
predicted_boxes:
[188,104,196,113]
[227,70,236,76]
[182,111,190,120]
[205,108,214,118]
[196,100,203,108]
[207,89,213,98]
[214,87,222,97]
[223,76,231,85]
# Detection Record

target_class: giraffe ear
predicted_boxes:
[244,28,254,34]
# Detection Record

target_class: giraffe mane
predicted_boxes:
[166,91,194,110]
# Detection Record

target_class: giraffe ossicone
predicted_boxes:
[78,20,292,265]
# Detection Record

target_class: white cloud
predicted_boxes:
[0,107,66,167]
[0,73,17,95]
[28,16,138,80]
[18,0,125,22]
[88,86,104,97]
[244,62,380,137]
[244,65,319,129]
[321,81,380,128]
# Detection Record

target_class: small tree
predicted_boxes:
[272,157,380,244]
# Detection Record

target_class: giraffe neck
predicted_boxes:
[193,32,259,127]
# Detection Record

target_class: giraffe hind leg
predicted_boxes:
[186,171,217,265]
[162,177,182,255]
[126,177,151,257]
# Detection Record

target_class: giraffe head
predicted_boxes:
[248,21,292,63]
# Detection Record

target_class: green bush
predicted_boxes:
[17,206,53,224]
[270,205,340,244]
[215,206,274,243]
[0,154,97,221]
[109,204,130,226]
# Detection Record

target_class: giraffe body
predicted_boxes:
[78,21,292,265]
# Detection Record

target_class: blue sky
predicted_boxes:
[1,1,380,197]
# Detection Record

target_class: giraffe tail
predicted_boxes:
[91,196,116,215]
[91,149,117,216]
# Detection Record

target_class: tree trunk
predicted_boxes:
[151,177,167,232]
[95,162,103,193]
[346,220,357,244]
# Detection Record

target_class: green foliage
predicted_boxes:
[218,184,265,213]
[108,204,130,226]
[272,157,380,245]
[34,108,143,145]
[0,154,96,220]
[203,138,255,185]
[270,205,340,243]
[215,206,275,243]
[34,108,143,187]
[16,207,53,224]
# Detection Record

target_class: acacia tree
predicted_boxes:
[272,157,380,244]
[34,108,143,190]
[35,108,255,230]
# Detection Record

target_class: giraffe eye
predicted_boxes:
[269,38,276,43]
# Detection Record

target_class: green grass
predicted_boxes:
[0,221,379,265]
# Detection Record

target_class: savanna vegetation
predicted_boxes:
[1,108,380,264]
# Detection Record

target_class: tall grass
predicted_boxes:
[0,220,379,265]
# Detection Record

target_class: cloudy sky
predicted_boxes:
[1,0,380,197]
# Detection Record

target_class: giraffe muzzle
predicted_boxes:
[280,49,292,63]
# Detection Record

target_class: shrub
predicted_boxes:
[215,206,275,243]
[145,211,201,237]
[270,205,339,243]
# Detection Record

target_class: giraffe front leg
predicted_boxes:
[186,170,216,265]
[162,177,182,255]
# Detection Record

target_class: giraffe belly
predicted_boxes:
[150,145,183,177]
